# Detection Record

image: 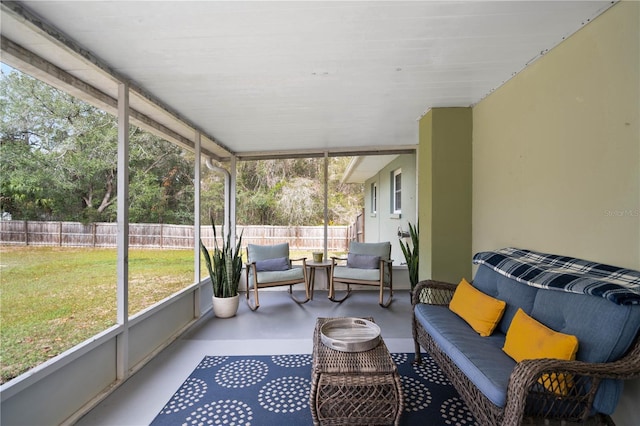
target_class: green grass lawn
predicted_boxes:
[0,246,195,384]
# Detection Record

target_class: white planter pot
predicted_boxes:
[212,294,240,318]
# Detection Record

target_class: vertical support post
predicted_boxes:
[323,152,329,258]
[116,82,130,381]
[229,156,237,244]
[194,132,201,317]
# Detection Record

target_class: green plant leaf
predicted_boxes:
[202,212,242,298]
[399,221,419,289]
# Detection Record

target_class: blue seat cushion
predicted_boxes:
[415,304,514,408]
[333,266,381,281]
[249,266,305,288]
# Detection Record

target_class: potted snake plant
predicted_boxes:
[399,221,419,301]
[200,214,243,318]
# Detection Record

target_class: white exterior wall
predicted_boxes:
[363,153,417,288]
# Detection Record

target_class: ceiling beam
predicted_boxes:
[236,146,416,162]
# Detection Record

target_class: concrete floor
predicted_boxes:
[76,289,416,426]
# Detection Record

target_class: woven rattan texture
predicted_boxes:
[412,280,640,426]
[311,317,403,426]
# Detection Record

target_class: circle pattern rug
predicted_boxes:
[151,353,477,426]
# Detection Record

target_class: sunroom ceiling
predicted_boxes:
[0,1,615,161]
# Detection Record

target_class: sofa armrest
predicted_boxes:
[503,336,640,425]
[412,280,457,307]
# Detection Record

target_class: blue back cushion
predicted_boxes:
[531,290,640,364]
[247,243,289,262]
[347,253,380,269]
[531,290,640,414]
[349,241,391,260]
[473,265,538,334]
[472,264,640,415]
[255,257,290,272]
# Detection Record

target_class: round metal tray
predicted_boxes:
[320,317,381,352]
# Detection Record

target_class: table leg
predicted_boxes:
[309,267,316,300]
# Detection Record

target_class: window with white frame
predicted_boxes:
[371,182,377,214]
[392,169,402,214]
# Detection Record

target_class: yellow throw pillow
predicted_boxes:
[449,278,506,337]
[503,308,579,395]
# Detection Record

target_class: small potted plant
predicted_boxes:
[399,221,419,301]
[200,213,243,318]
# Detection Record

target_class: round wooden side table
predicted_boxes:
[306,260,332,299]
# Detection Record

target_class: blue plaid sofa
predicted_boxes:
[412,248,640,425]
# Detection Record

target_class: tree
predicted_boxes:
[1,67,196,224]
[1,66,364,227]
[235,157,363,226]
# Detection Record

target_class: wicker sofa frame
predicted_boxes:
[412,279,640,426]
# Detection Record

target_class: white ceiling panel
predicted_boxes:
[1,0,616,160]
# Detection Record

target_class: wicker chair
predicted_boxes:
[412,279,640,426]
[329,241,393,307]
[245,242,310,311]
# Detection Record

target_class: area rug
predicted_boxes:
[150,353,477,426]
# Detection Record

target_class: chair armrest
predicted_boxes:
[290,257,307,267]
[412,280,457,307]
[510,335,640,385]
[245,262,258,276]
[503,336,640,425]
[330,256,347,266]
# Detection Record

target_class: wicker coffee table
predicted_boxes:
[310,317,403,425]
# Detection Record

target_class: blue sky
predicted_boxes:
[1,63,17,75]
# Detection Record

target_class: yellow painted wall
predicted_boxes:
[418,108,472,283]
[472,1,639,270]
[471,4,639,422]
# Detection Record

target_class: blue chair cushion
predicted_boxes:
[471,264,640,415]
[249,266,305,288]
[333,266,381,281]
[255,256,289,272]
[337,241,391,284]
[530,289,640,415]
[349,241,391,260]
[472,265,538,335]
[347,253,380,269]
[415,303,514,408]
[247,243,289,262]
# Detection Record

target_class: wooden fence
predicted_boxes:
[0,221,350,251]
[347,209,365,243]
